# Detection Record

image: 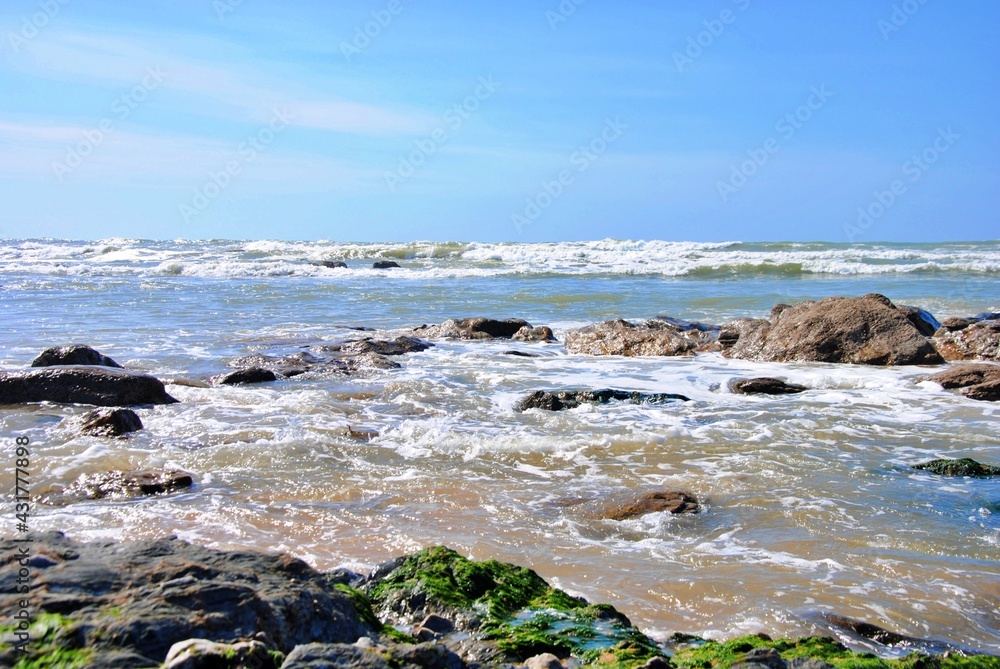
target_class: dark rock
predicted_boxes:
[725,294,944,366]
[163,638,277,669]
[0,366,178,407]
[514,389,690,412]
[0,532,374,661]
[897,305,941,337]
[340,336,433,356]
[937,317,973,333]
[580,489,700,520]
[80,408,143,437]
[728,378,808,396]
[822,614,934,649]
[524,653,564,669]
[913,458,1000,478]
[345,352,401,372]
[413,613,455,640]
[739,647,786,669]
[282,643,391,669]
[565,319,698,357]
[926,364,1000,402]
[52,469,194,502]
[933,320,1000,361]
[373,261,401,269]
[512,326,557,342]
[421,317,534,340]
[214,367,279,385]
[503,350,541,358]
[388,642,464,669]
[648,316,720,334]
[786,660,835,669]
[314,260,348,269]
[31,344,123,368]
[343,426,379,441]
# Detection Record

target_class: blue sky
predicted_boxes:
[0,0,996,242]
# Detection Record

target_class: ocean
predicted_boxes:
[1,238,998,653]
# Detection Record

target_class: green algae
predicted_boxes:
[0,613,93,669]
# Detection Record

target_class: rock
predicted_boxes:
[345,352,401,372]
[343,426,379,441]
[648,316,720,333]
[926,364,1000,402]
[373,261,401,269]
[0,532,374,662]
[53,469,194,502]
[0,366,179,406]
[340,336,433,356]
[644,658,672,669]
[821,614,946,651]
[79,407,143,437]
[163,638,277,669]
[524,652,564,669]
[514,389,690,412]
[419,317,534,340]
[283,643,391,669]
[727,378,808,396]
[512,326,557,342]
[937,317,973,333]
[725,294,944,365]
[214,367,279,385]
[786,660,835,669]
[31,344,123,368]
[897,305,941,337]
[314,260,348,269]
[717,318,770,356]
[388,642,464,669]
[913,458,1000,478]
[504,350,541,358]
[565,319,698,357]
[413,613,455,641]
[227,347,402,379]
[933,320,1000,361]
[580,489,700,520]
[738,647,786,669]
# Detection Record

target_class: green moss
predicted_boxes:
[0,614,93,669]
[335,583,387,632]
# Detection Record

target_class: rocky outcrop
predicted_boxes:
[373,261,401,269]
[414,318,535,340]
[933,319,1000,361]
[727,378,808,395]
[577,489,700,520]
[49,469,194,502]
[79,407,143,437]
[31,344,123,368]
[926,364,1000,401]
[0,366,178,406]
[514,389,690,412]
[724,294,944,365]
[913,458,1000,478]
[214,367,279,385]
[565,319,698,357]
[339,336,433,356]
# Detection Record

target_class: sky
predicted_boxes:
[0,0,997,243]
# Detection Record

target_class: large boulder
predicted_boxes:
[926,363,1000,402]
[932,319,1000,361]
[31,344,123,368]
[0,532,374,664]
[213,367,279,385]
[0,366,178,406]
[724,294,944,365]
[564,319,698,357]
[415,318,534,340]
[514,389,690,412]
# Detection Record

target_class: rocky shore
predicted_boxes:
[2,533,997,669]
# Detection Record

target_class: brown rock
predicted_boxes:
[718,319,771,357]
[933,320,1000,361]
[80,408,143,437]
[725,294,943,365]
[583,490,700,520]
[927,363,1000,389]
[512,326,557,342]
[962,380,1000,401]
[728,378,808,395]
[54,469,194,502]
[565,319,697,357]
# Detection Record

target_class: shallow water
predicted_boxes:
[1,239,998,653]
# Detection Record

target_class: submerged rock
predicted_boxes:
[53,469,194,502]
[340,336,434,356]
[0,366,178,406]
[727,378,808,396]
[214,367,279,385]
[373,261,401,269]
[313,260,348,269]
[565,319,698,357]
[724,294,944,366]
[416,317,535,340]
[933,319,1000,361]
[580,489,700,520]
[31,344,123,368]
[926,363,1000,402]
[79,407,143,437]
[514,389,690,412]
[913,458,1000,478]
